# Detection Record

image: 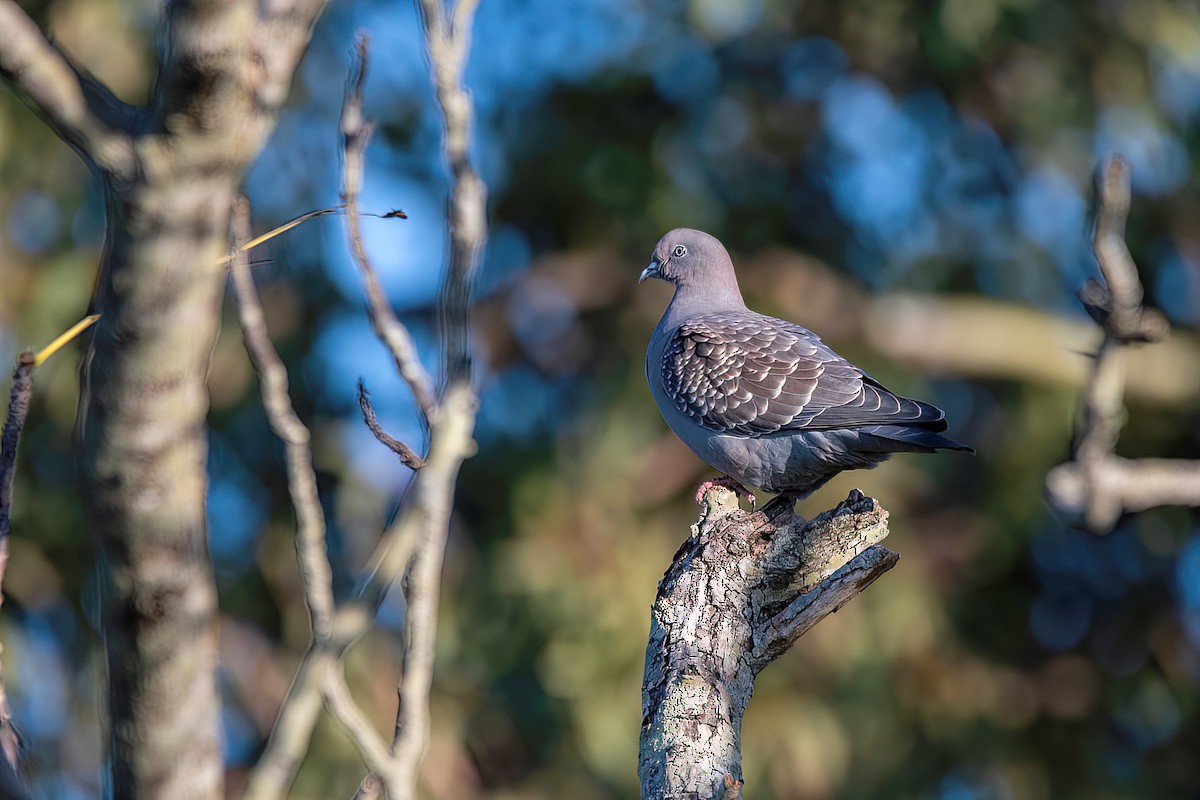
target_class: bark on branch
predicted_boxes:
[0,1,138,177]
[0,1,330,796]
[244,16,486,796]
[640,488,898,799]
[342,37,438,421]
[418,0,486,386]
[0,353,34,800]
[1045,155,1200,531]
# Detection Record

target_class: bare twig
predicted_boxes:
[33,315,100,367]
[341,36,438,420]
[0,351,34,792]
[1085,159,1169,343]
[215,205,407,268]
[0,352,33,545]
[231,189,435,800]
[249,17,486,797]
[0,1,138,177]
[357,381,426,469]
[380,5,488,797]
[242,385,476,800]
[242,647,336,800]
[640,488,898,798]
[1046,155,1200,531]
[417,0,487,387]
[356,387,476,800]
[322,667,396,782]
[389,424,456,792]
[230,197,337,640]
[0,314,103,798]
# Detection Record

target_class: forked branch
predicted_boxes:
[0,1,138,177]
[1045,155,1200,530]
[242,10,486,797]
[640,488,898,799]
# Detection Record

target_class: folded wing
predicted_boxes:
[661,312,948,437]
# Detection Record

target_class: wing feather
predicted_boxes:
[661,312,946,436]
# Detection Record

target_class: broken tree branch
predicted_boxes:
[1045,155,1200,531]
[0,314,98,799]
[639,488,898,800]
[0,351,33,797]
[358,381,426,469]
[0,352,33,549]
[341,36,438,421]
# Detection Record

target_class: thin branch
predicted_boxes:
[341,36,438,420]
[1086,157,1168,343]
[0,315,109,794]
[1046,155,1200,531]
[357,381,426,469]
[214,206,407,268]
[322,666,397,782]
[755,545,899,660]
[417,0,488,387]
[242,649,334,800]
[348,389,476,800]
[389,441,456,793]
[250,20,486,799]
[0,352,33,794]
[243,388,476,800]
[0,352,33,546]
[230,196,336,641]
[378,5,488,796]
[33,314,100,367]
[0,1,137,177]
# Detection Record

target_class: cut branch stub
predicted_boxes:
[639,487,898,800]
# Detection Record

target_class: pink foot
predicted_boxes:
[694,476,757,508]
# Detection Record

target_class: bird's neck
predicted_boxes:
[663,281,746,327]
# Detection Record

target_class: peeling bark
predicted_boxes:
[639,488,898,799]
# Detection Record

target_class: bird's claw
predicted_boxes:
[695,476,757,509]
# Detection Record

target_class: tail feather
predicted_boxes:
[861,424,975,454]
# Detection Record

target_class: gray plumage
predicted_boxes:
[642,228,971,497]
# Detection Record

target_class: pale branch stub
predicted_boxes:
[640,487,898,800]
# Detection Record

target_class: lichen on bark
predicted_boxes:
[639,487,898,800]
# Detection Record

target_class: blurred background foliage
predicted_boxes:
[2,0,1200,798]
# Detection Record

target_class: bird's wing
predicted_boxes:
[661,312,947,436]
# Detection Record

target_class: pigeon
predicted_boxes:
[641,228,971,504]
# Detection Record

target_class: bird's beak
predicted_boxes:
[639,259,661,284]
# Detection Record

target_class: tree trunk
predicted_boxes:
[0,1,330,794]
[79,173,237,798]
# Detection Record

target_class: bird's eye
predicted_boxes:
[672,245,687,258]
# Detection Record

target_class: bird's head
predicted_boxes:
[639,228,736,290]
